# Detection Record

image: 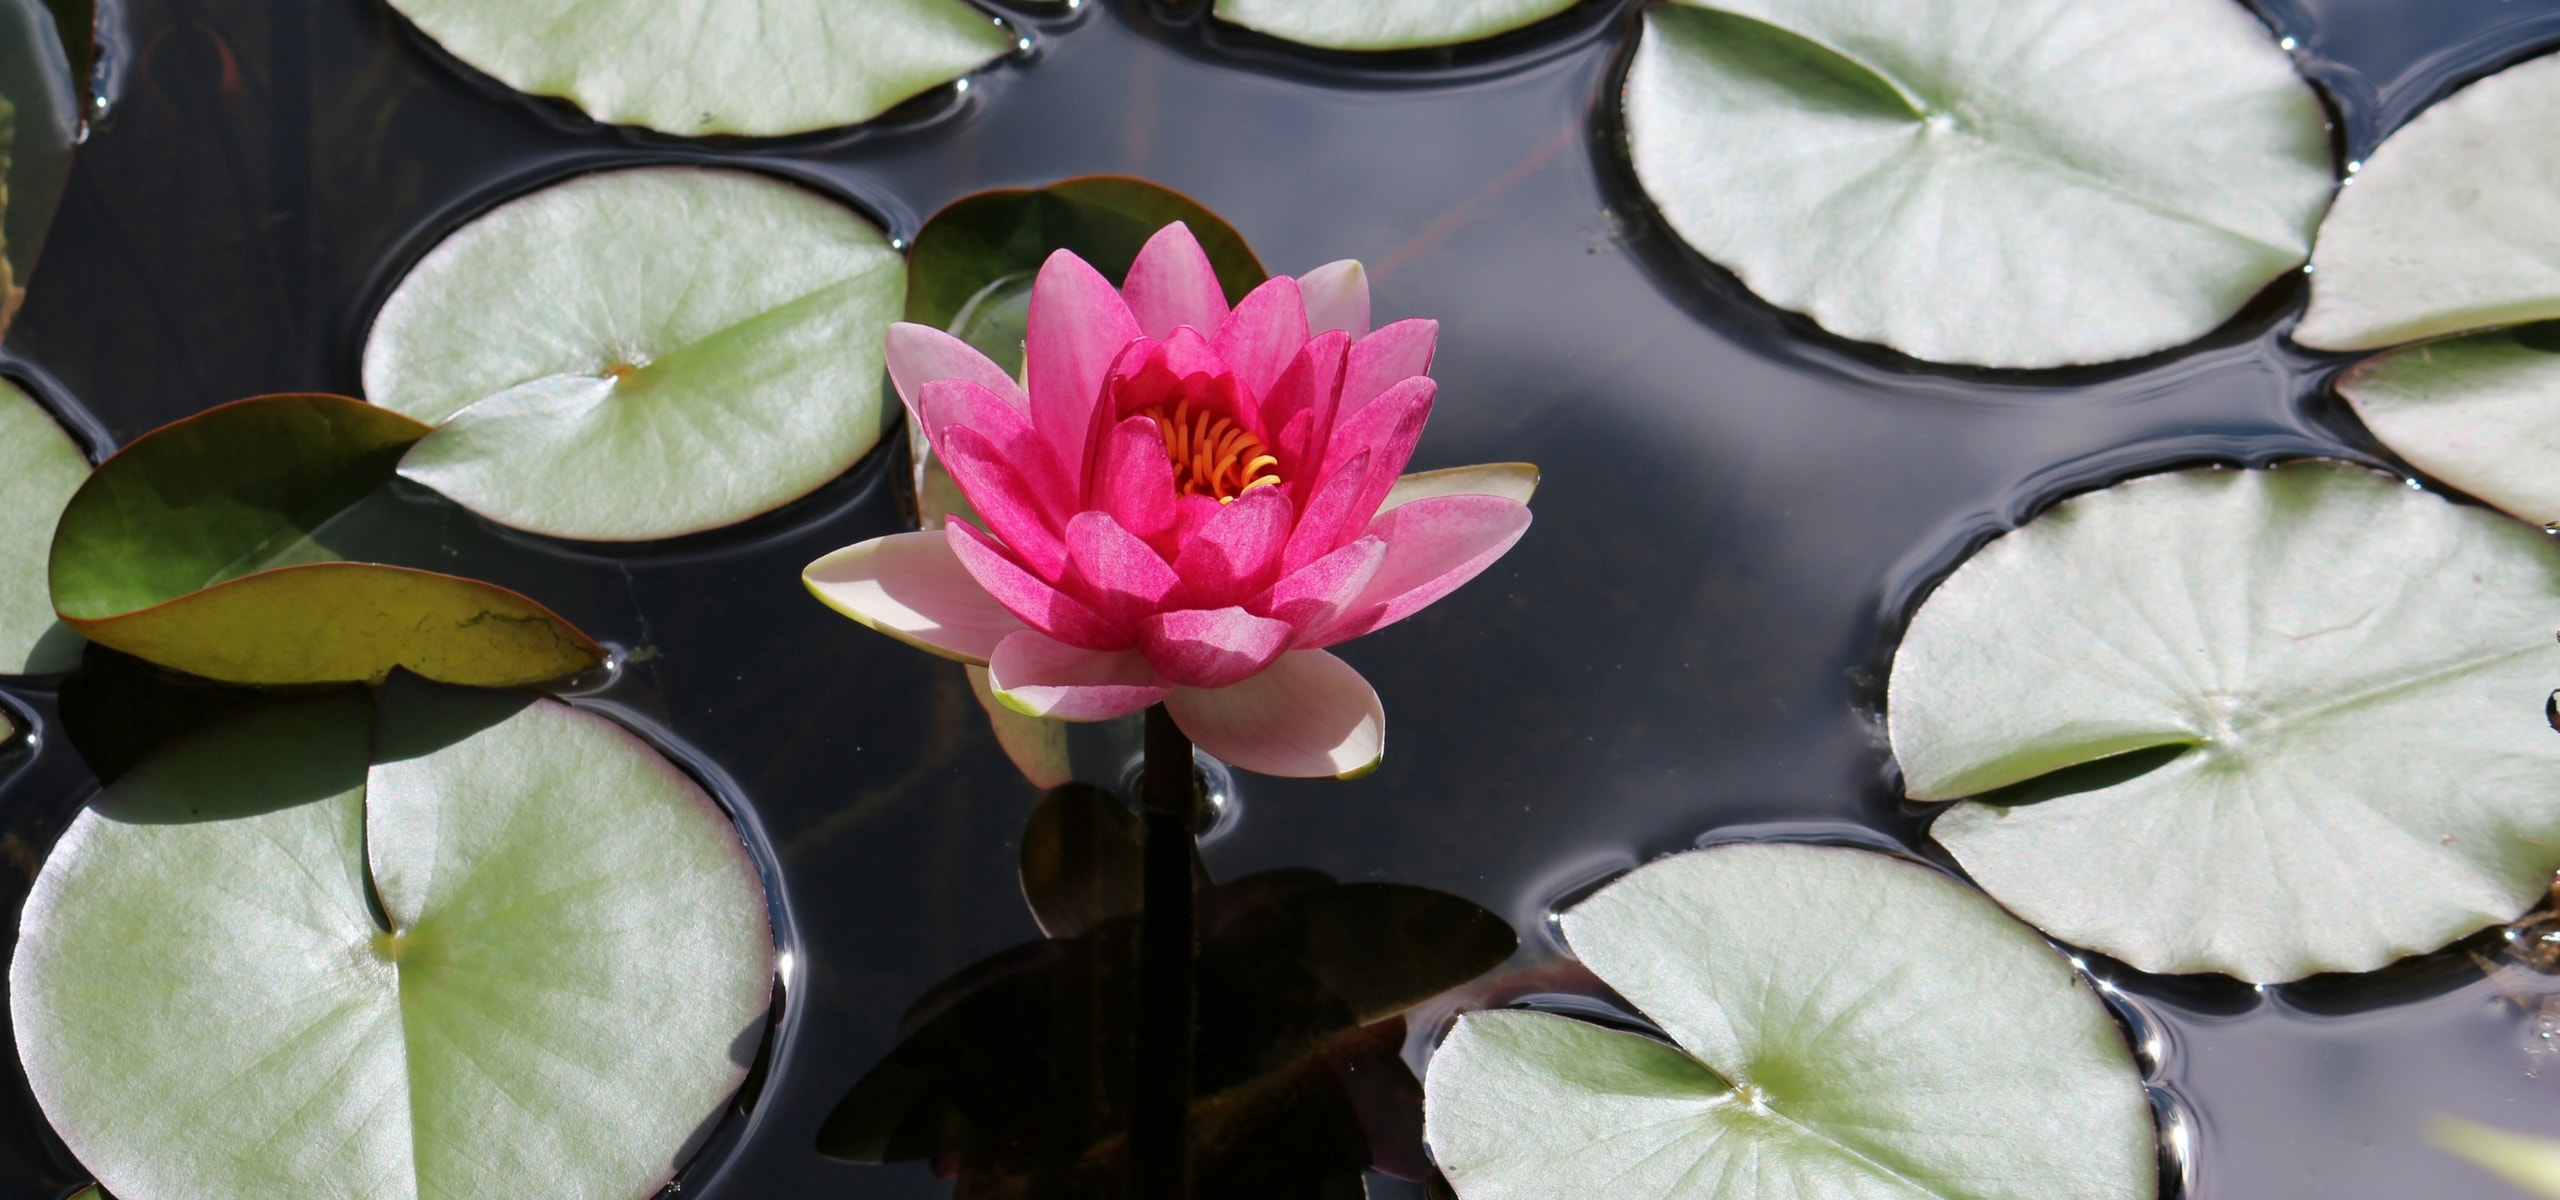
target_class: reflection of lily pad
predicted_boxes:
[364,167,907,541]
[49,394,601,686]
[1622,0,2333,368]
[0,0,79,334]
[0,379,86,673]
[1890,463,2560,982]
[1424,843,2152,1200]
[1212,0,1578,51]
[12,683,774,1200]
[384,0,1014,137]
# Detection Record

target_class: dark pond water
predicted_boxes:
[5,0,2560,1196]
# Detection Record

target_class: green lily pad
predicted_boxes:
[48,393,602,687]
[2435,1117,2560,1198]
[0,378,86,674]
[1890,462,2560,982]
[11,682,775,1200]
[1,0,78,334]
[1211,0,1578,51]
[2296,54,2560,352]
[1621,0,2333,368]
[1423,843,2152,1200]
[2331,326,2560,525]
[363,167,906,542]
[383,0,1014,137]
[906,176,1265,334]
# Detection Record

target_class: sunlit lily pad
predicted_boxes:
[49,393,601,686]
[2332,327,2560,525]
[2296,54,2560,352]
[1621,0,2333,368]
[364,167,906,542]
[0,379,86,674]
[1212,0,1578,51]
[1424,843,2152,1200]
[384,0,1014,137]
[1890,463,2560,982]
[11,683,774,1200]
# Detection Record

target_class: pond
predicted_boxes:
[3,0,2560,1196]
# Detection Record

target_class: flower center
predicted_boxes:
[1140,398,1282,503]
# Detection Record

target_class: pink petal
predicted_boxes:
[939,425,1069,583]
[1259,331,1350,483]
[1137,607,1295,689]
[1028,250,1144,476]
[1261,535,1387,640]
[886,322,1026,429]
[1089,415,1181,548]
[1322,377,1434,525]
[1281,449,1370,576]
[988,631,1172,720]
[1173,486,1293,609]
[1123,223,1231,340]
[1166,650,1384,779]
[1298,260,1370,339]
[1065,511,1185,630]
[1212,275,1310,402]
[920,380,1073,522]
[1342,319,1437,418]
[802,532,1027,665]
[947,521,1127,651]
[1312,495,1531,646]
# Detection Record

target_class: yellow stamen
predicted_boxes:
[1138,399,1284,502]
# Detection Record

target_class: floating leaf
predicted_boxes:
[906,177,1266,335]
[1423,843,2152,1200]
[1210,0,1578,52]
[1621,0,2333,368]
[364,167,906,542]
[0,0,78,334]
[2435,1117,2560,1198]
[2332,327,2560,525]
[2296,54,2560,351]
[382,0,1014,137]
[0,379,85,673]
[1890,463,2560,982]
[11,683,774,1200]
[48,393,601,686]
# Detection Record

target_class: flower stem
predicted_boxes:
[1133,704,1200,1200]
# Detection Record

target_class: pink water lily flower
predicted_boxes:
[805,222,1535,779]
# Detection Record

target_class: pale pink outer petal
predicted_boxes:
[1378,462,1541,514]
[967,663,1073,789]
[989,630,1174,720]
[1312,494,1532,646]
[1123,222,1231,340]
[1298,260,1370,339]
[803,532,1027,665]
[1137,607,1295,689]
[887,323,1027,428]
[1028,250,1145,473]
[1213,275,1311,401]
[1166,650,1385,779]
[1341,319,1437,417]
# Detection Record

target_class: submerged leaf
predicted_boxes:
[11,684,774,1200]
[0,379,85,673]
[384,0,1014,137]
[47,394,600,686]
[1211,0,1578,51]
[1891,463,2560,981]
[366,167,907,541]
[1622,0,2333,368]
[1423,843,2152,1200]
[2435,1117,2560,1198]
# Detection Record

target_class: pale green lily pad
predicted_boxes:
[2296,54,2560,351]
[0,378,86,674]
[384,0,1014,137]
[1212,0,1578,51]
[11,685,774,1200]
[1622,0,2333,368]
[1423,843,2152,1200]
[2333,327,2560,525]
[363,167,906,541]
[1890,463,2560,982]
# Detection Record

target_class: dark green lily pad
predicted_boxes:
[906,176,1266,335]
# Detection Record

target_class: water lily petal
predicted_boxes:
[1065,511,1185,630]
[1123,222,1232,340]
[1380,462,1540,513]
[1299,260,1370,339]
[939,425,1069,582]
[1173,486,1294,609]
[1343,318,1437,417]
[989,630,1173,720]
[802,532,1026,665]
[918,380,1072,524]
[1324,376,1436,524]
[1262,534,1388,639]
[1314,494,1531,646]
[1028,250,1145,473]
[1282,449,1372,575]
[1166,650,1385,778]
[947,522,1127,651]
[1089,415,1182,547]
[1262,330,1352,476]
[887,322,1025,429]
[1139,607,1297,689]
[1213,275,1311,401]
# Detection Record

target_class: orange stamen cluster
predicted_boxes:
[1141,399,1283,503]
